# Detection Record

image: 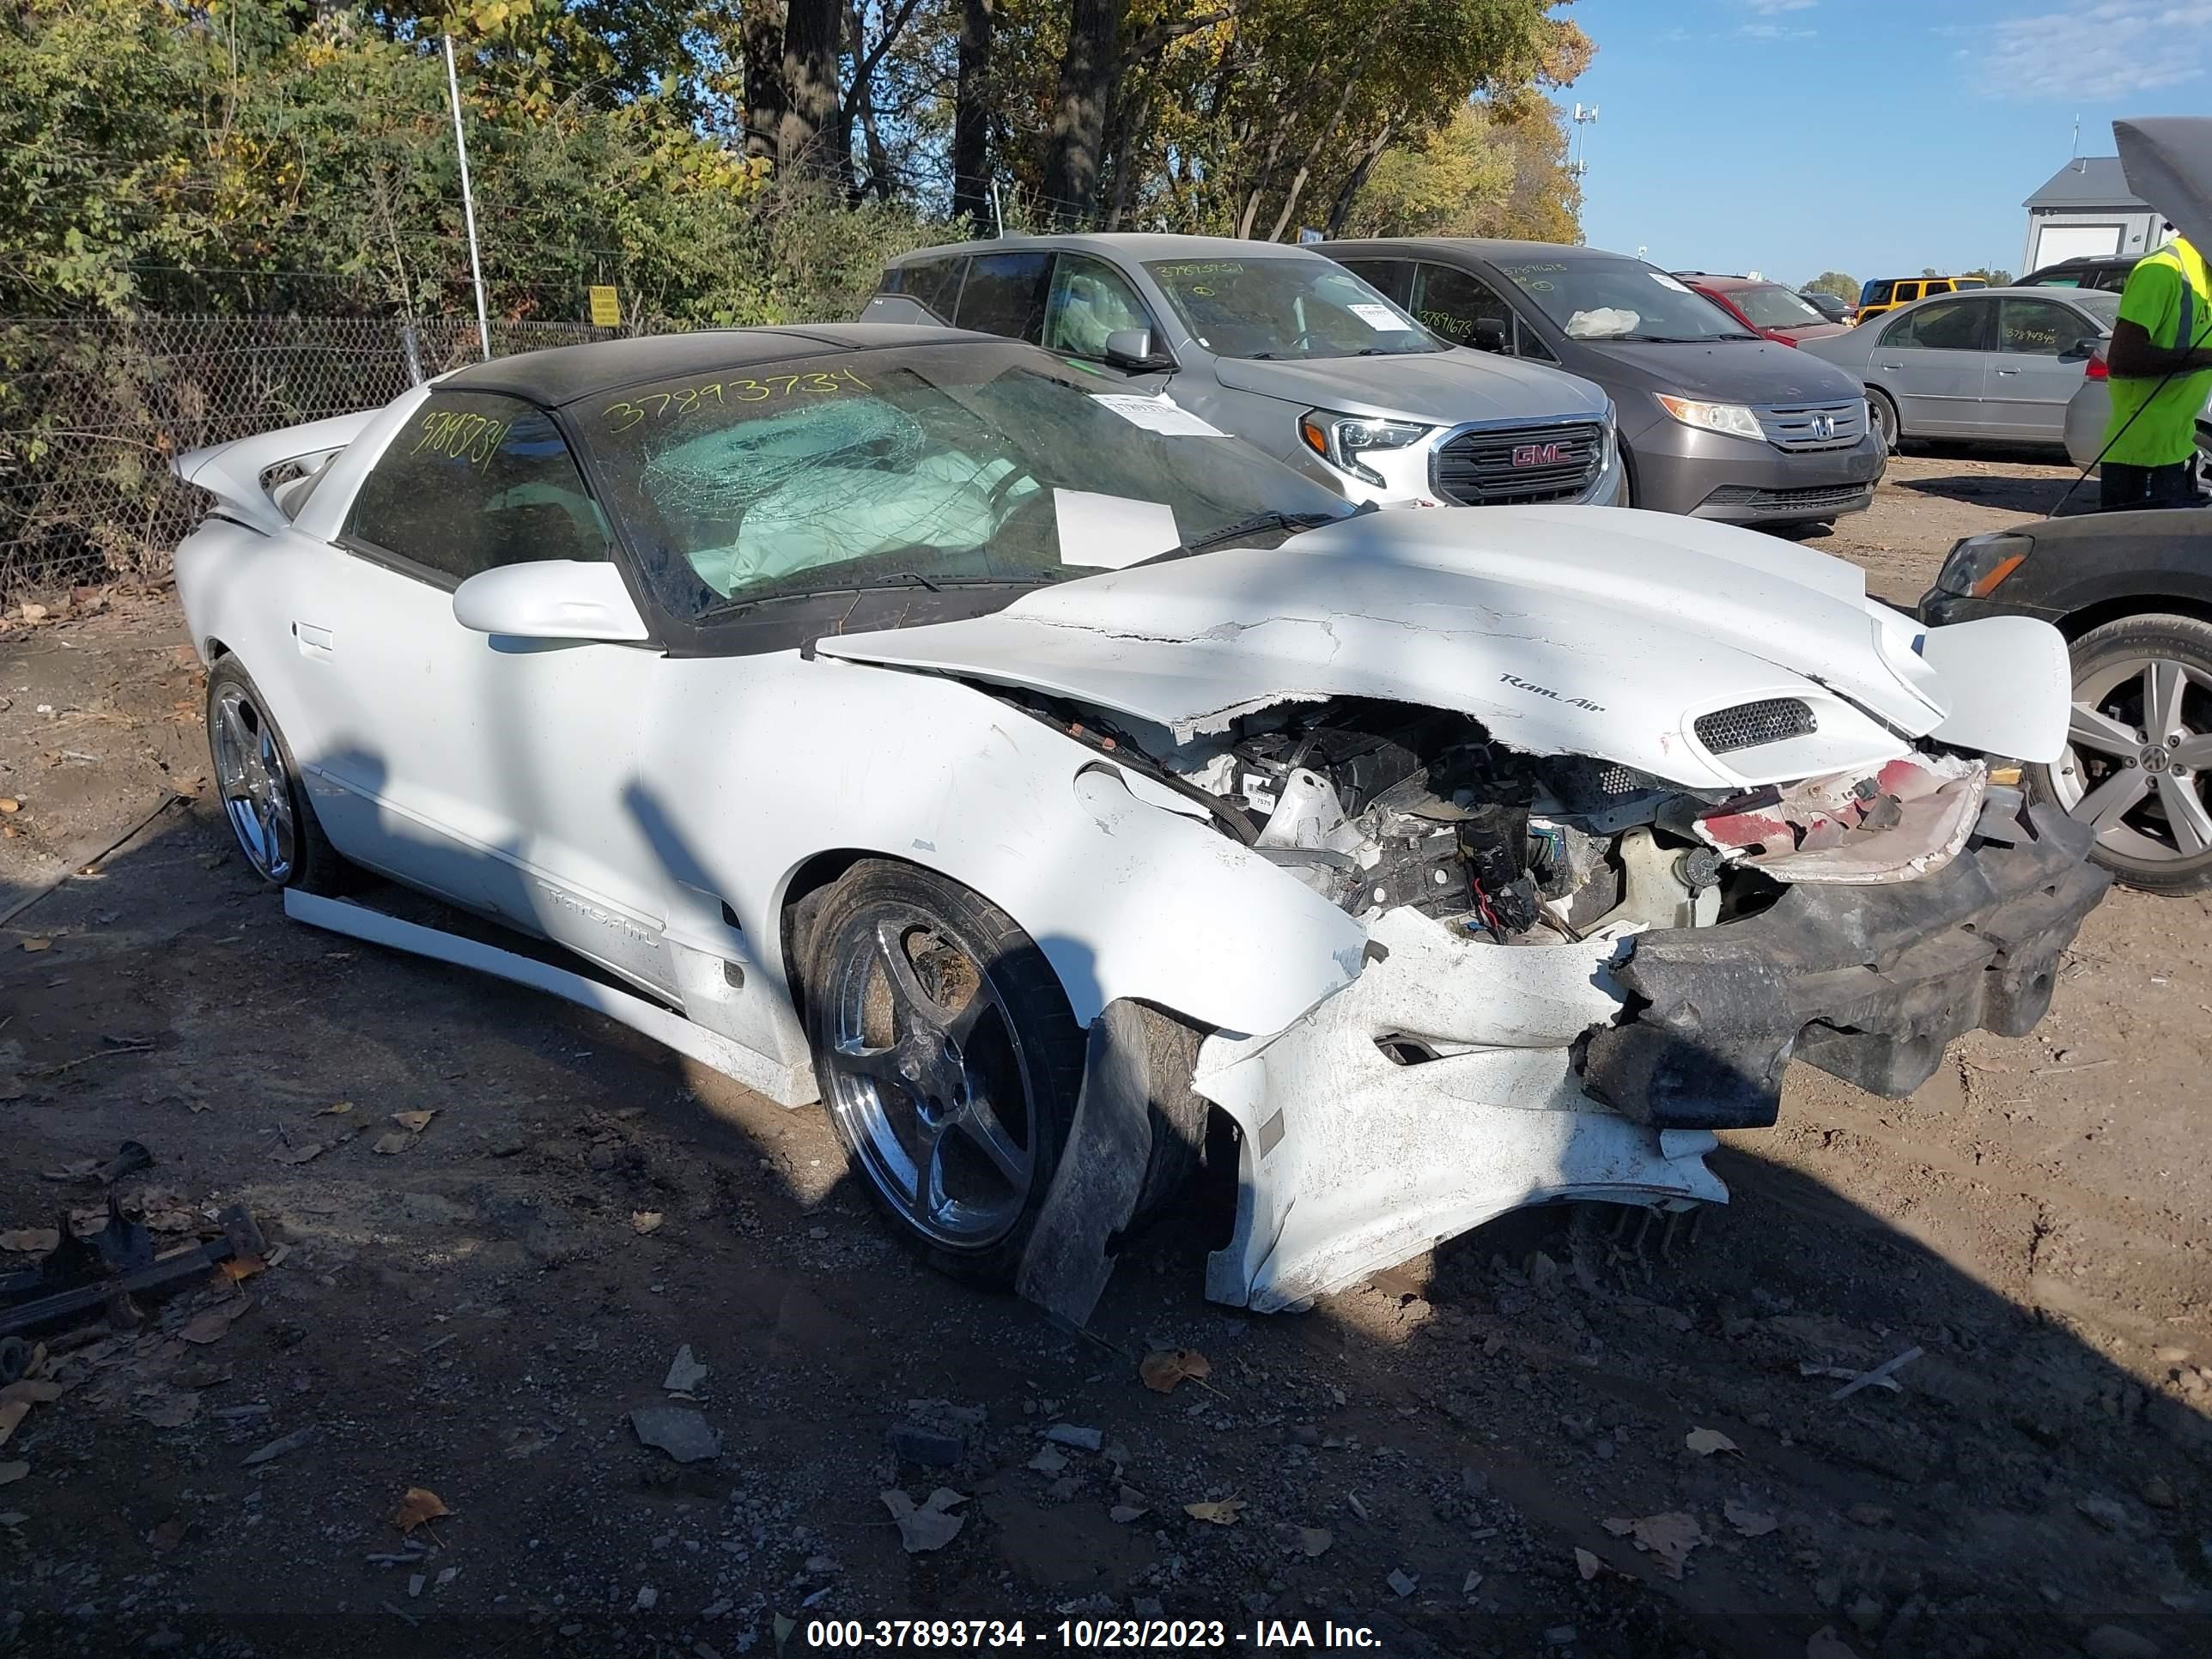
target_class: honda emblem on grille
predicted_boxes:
[1511,442,1566,467]
[1809,413,1836,440]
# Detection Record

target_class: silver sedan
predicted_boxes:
[1802,287,2120,451]
[2063,372,2212,470]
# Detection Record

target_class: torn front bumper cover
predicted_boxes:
[1020,799,2108,1319]
[1581,800,2110,1131]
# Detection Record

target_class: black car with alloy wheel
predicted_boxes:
[1919,511,2212,892]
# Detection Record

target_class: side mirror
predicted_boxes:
[1470,319,1509,353]
[2057,337,2100,362]
[1103,328,1170,371]
[453,560,651,644]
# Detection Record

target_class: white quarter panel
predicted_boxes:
[631,654,1368,1039]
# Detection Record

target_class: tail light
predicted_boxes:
[2085,350,2108,380]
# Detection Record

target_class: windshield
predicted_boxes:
[581,341,1355,622]
[1142,257,1442,360]
[1498,257,1758,343]
[1728,283,1832,329]
[2069,290,2124,326]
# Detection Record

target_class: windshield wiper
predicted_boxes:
[1170,509,1343,557]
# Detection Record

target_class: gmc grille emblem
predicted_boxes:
[1511,442,1567,468]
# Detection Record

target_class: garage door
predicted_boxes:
[2033,223,2124,265]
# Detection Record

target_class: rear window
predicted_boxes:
[1726,284,1831,330]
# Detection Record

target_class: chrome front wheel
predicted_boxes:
[802,863,1083,1283]
[211,684,300,882]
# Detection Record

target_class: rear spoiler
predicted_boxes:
[172,410,380,537]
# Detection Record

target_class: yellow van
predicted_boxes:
[1856,276,1988,322]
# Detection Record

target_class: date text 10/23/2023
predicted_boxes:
[800,1619,1387,1650]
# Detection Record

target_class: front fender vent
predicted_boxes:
[1695,698,1818,754]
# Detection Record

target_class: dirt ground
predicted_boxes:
[3,450,2208,1659]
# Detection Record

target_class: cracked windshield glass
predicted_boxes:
[584,342,1352,620]
[1143,257,1443,359]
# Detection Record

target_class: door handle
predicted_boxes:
[1874,361,1901,372]
[293,622,334,660]
[1993,367,2021,376]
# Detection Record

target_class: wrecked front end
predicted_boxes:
[1018,693,2107,1316]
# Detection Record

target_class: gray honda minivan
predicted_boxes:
[860,234,1623,511]
[1324,239,1886,526]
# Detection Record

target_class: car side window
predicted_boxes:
[1334,260,1411,306]
[1885,297,1990,351]
[344,393,610,586]
[956,252,1053,343]
[1864,281,1894,306]
[1996,297,2086,355]
[1042,254,1156,360]
[1412,263,1516,352]
[897,257,965,324]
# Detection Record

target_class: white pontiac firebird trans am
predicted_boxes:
[173,324,2108,1318]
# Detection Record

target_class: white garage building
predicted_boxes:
[2021,156,2173,274]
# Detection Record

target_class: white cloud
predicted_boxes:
[1976,2,2212,100]
[1740,22,1819,37]
[1746,0,1819,12]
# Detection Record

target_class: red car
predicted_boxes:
[1674,273,1853,347]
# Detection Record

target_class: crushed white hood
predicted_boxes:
[817,507,2054,791]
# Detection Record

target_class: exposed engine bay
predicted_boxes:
[1025,693,2000,947]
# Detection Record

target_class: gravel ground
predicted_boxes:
[2,451,2207,1659]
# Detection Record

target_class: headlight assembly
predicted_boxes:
[1298,410,1431,488]
[1934,532,2033,598]
[1654,395,1766,442]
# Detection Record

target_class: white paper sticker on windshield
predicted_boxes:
[1053,489,1183,570]
[1649,271,1692,292]
[1349,302,1417,331]
[1091,394,1227,437]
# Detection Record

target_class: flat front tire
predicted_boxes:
[2030,613,2212,893]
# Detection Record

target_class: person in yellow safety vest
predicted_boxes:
[2101,228,2212,510]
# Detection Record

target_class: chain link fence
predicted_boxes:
[0,314,671,599]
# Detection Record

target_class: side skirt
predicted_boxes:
[283,890,817,1107]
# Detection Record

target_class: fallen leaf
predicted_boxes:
[1724,1498,1778,1537]
[391,1110,435,1133]
[133,1390,199,1430]
[1685,1427,1740,1456]
[218,1254,267,1285]
[1620,1511,1707,1579]
[391,1487,450,1535]
[1576,1547,1602,1580]
[0,1231,58,1254]
[148,1517,185,1553]
[21,939,52,953]
[179,1298,253,1345]
[881,1486,966,1553]
[372,1133,411,1156]
[268,1142,324,1166]
[1027,1445,1068,1474]
[0,798,17,812]
[1139,1348,1212,1394]
[631,1211,665,1235]
[1109,1504,1150,1523]
[317,1102,354,1116]
[1183,1497,1246,1526]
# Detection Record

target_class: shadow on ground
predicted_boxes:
[2,805,2207,1658]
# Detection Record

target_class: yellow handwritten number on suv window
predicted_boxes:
[601,368,870,432]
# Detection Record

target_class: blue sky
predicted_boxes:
[1557,0,2212,285]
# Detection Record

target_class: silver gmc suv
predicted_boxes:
[859,233,1623,510]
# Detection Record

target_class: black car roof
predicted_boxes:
[441,323,980,408]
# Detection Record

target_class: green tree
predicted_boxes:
[1960,265,2014,286]
[1803,270,1858,302]
[1340,98,1580,243]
